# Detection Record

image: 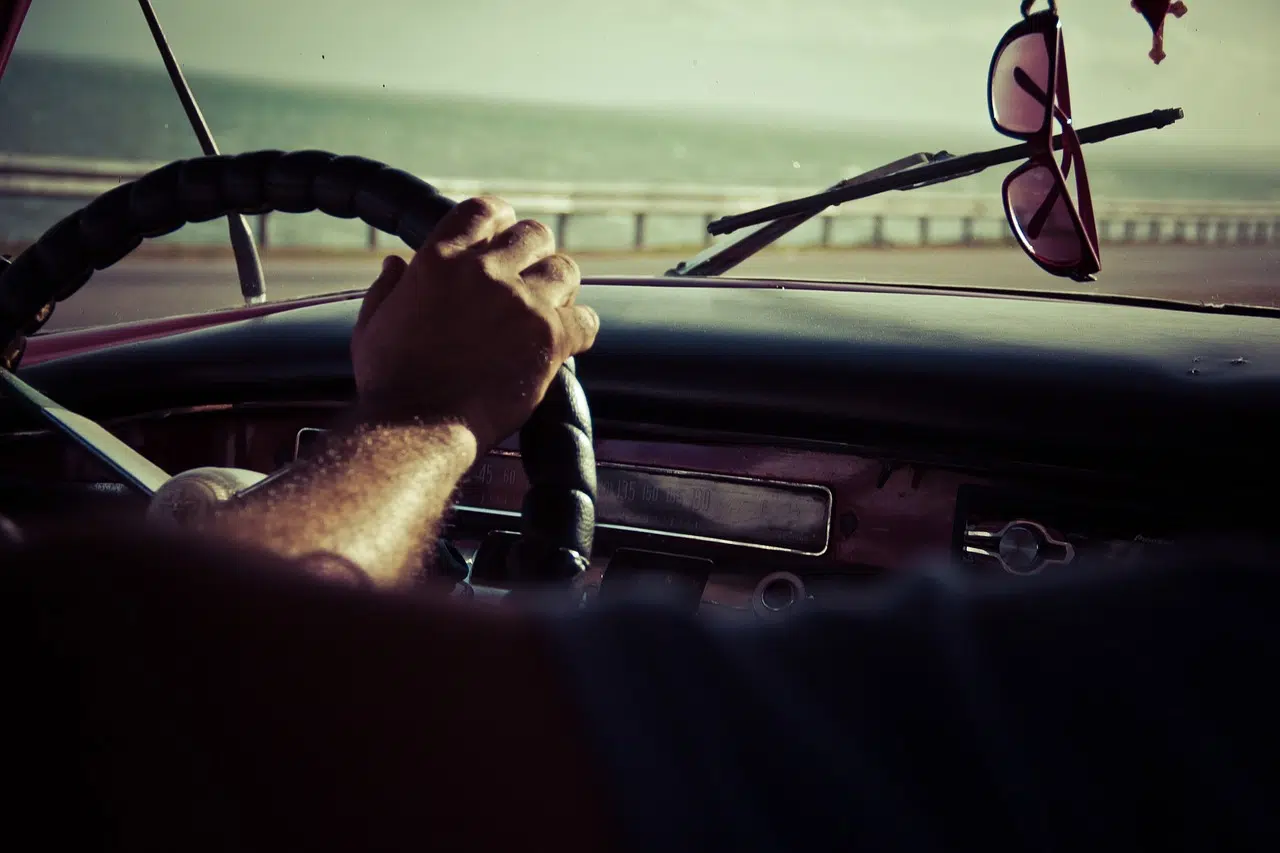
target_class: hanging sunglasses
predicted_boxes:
[990,2,1101,282]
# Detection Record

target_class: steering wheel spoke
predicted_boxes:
[0,367,170,495]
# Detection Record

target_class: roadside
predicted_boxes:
[29,244,1280,334]
[2,237,1026,263]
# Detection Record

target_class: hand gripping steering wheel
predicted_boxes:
[0,150,596,583]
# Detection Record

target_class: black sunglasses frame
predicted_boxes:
[987,10,1062,142]
[988,9,1100,281]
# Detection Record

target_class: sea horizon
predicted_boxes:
[2,52,1276,249]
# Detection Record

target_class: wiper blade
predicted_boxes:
[705,107,1184,237]
[667,152,940,277]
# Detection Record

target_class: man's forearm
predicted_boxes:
[207,418,478,587]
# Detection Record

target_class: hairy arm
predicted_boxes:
[196,196,597,588]
[207,417,477,588]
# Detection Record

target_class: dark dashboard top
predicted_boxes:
[10,281,1280,477]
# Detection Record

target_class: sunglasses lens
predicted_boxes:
[1006,163,1083,267]
[991,33,1052,136]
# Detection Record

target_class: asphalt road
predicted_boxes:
[35,244,1280,332]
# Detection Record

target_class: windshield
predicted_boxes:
[1,0,1278,330]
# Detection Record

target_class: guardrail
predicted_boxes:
[2,152,1278,251]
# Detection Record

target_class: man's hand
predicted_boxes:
[351,196,600,451]
[203,198,600,585]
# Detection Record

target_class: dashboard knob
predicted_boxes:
[998,523,1044,574]
[753,571,806,620]
[963,519,1074,575]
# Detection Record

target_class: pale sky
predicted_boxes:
[13,0,1280,147]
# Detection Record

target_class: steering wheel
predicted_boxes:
[0,150,597,584]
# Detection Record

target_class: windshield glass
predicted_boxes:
[1,0,1278,329]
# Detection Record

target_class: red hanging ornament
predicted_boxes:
[1131,0,1189,64]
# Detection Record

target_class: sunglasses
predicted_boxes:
[989,6,1101,282]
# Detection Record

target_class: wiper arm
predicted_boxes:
[667,152,940,278]
[886,150,986,191]
[137,0,266,305]
[701,108,1183,240]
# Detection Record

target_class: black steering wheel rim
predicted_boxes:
[0,149,596,582]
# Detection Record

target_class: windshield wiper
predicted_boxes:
[667,152,941,277]
[137,0,266,305]
[669,107,1183,278]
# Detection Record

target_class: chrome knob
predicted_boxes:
[998,523,1044,574]
[964,520,1073,575]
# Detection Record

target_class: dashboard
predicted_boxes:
[0,397,1218,616]
[4,279,1280,616]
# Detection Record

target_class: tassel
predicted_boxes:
[1131,0,1189,64]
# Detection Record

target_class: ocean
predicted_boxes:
[2,54,1278,250]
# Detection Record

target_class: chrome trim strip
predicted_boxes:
[116,400,350,423]
[1,400,351,439]
[455,505,521,519]
[293,426,328,461]
[451,505,830,556]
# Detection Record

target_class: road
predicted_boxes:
[33,244,1280,332]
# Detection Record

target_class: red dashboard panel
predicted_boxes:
[0,404,1000,611]
[588,438,981,571]
[444,435,994,610]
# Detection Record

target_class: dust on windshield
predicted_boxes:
[1,0,1278,331]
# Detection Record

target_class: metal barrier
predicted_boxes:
[2,151,1278,251]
